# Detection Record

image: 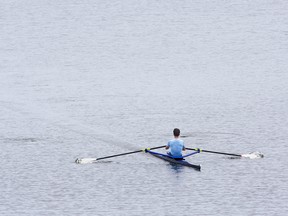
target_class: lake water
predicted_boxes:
[1,0,288,215]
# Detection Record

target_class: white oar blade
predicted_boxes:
[75,158,97,164]
[241,152,264,159]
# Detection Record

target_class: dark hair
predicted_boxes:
[173,128,180,137]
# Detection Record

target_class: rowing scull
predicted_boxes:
[146,150,201,171]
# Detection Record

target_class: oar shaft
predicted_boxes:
[186,148,241,157]
[96,145,166,161]
[96,150,142,160]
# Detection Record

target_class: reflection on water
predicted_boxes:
[168,163,186,173]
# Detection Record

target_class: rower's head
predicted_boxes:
[173,128,180,137]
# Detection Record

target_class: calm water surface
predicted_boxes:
[1,0,288,215]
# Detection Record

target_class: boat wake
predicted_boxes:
[241,152,264,159]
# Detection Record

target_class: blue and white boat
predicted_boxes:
[146,149,201,171]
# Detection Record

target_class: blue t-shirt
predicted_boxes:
[167,139,185,158]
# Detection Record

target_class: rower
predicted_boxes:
[166,128,186,160]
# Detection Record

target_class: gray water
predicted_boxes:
[1,0,288,215]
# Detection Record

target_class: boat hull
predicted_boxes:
[149,152,201,171]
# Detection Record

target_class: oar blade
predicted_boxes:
[75,158,96,164]
[241,152,264,159]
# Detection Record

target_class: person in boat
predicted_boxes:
[166,128,186,160]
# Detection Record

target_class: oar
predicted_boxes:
[75,145,165,163]
[186,147,242,157]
